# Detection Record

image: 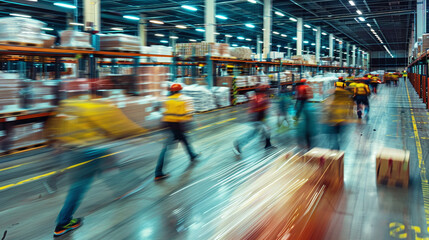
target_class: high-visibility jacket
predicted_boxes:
[250,93,269,113]
[162,93,194,123]
[334,81,346,89]
[354,83,370,96]
[296,84,313,100]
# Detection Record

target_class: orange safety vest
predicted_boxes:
[162,93,194,122]
[354,83,370,96]
[334,81,346,88]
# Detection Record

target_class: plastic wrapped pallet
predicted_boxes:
[219,43,231,57]
[235,76,247,88]
[0,17,45,45]
[60,30,93,49]
[182,85,217,112]
[175,42,220,57]
[42,33,56,48]
[0,77,22,112]
[59,78,91,99]
[230,47,252,60]
[99,34,140,52]
[22,80,58,109]
[9,122,46,150]
[236,94,248,104]
[212,87,231,107]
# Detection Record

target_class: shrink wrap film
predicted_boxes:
[0,17,45,45]
[60,30,92,49]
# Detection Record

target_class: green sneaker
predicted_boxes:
[54,218,82,237]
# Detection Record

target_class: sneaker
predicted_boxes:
[233,142,241,156]
[54,218,82,237]
[154,174,170,181]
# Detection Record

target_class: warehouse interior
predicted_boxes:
[0,0,428,239]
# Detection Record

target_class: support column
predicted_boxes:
[367,52,370,70]
[287,43,291,58]
[297,18,303,56]
[139,14,147,46]
[263,0,272,59]
[352,45,356,67]
[66,13,74,30]
[417,0,426,39]
[169,32,177,48]
[205,0,216,42]
[329,34,334,58]
[84,0,100,31]
[346,42,350,67]
[316,27,321,63]
[339,39,343,67]
[257,35,262,61]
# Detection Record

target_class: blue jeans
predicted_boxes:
[155,123,196,177]
[56,148,107,226]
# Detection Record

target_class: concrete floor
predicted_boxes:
[0,79,427,240]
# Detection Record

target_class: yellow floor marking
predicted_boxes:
[0,116,237,191]
[0,162,35,172]
[405,83,429,226]
[0,151,123,191]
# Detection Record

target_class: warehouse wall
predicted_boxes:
[370,50,407,71]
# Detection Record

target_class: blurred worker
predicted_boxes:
[369,76,379,94]
[353,80,371,119]
[335,77,346,89]
[233,84,273,156]
[322,82,354,149]
[155,83,198,181]
[403,70,408,81]
[277,85,292,128]
[47,99,146,237]
[294,79,314,149]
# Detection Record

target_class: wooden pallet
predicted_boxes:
[2,142,47,156]
[55,46,94,51]
[0,41,43,47]
[100,48,139,53]
[0,109,28,118]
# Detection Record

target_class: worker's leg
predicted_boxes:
[236,122,260,149]
[155,132,176,177]
[176,129,197,159]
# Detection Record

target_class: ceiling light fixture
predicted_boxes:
[181,5,197,11]
[69,22,84,26]
[232,44,238,47]
[311,43,316,46]
[246,38,252,41]
[225,34,233,38]
[293,37,297,40]
[111,27,123,31]
[41,27,54,31]
[247,0,257,3]
[290,17,297,22]
[322,32,327,36]
[176,25,187,29]
[245,23,255,28]
[123,15,140,21]
[237,36,245,40]
[149,20,164,24]
[10,13,31,18]
[304,24,311,28]
[215,32,220,35]
[367,23,371,27]
[274,11,285,17]
[216,15,228,20]
[160,40,168,43]
[189,39,197,42]
[170,36,179,39]
[155,33,165,37]
[312,28,317,32]
[358,17,365,22]
[196,28,205,32]
[273,31,280,35]
[349,1,355,6]
[281,34,287,37]
[304,41,309,44]
[356,10,362,15]
[54,2,76,9]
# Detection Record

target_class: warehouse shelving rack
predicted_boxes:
[0,45,174,153]
[407,50,429,109]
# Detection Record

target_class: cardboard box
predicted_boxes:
[376,148,409,187]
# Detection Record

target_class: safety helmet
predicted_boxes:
[299,79,307,84]
[170,83,183,92]
[338,76,344,81]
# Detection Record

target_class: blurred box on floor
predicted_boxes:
[376,148,409,188]
[303,148,344,189]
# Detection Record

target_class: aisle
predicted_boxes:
[325,79,429,240]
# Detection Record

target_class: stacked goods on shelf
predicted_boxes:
[59,30,93,49]
[230,47,252,60]
[59,78,91,99]
[422,34,429,53]
[141,45,173,62]
[175,42,224,57]
[269,52,285,60]
[9,122,47,150]
[235,76,247,87]
[99,34,140,52]
[212,87,231,107]
[291,55,304,64]
[236,94,248,104]
[136,66,169,97]
[247,76,258,87]
[302,54,317,65]
[279,71,294,83]
[0,74,21,112]
[376,148,409,187]
[218,43,231,57]
[24,80,59,109]
[182,85,217,112]
[0,17,45,46]
[41,33,56,48]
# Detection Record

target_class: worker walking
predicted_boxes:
[334,77,346,89]
[233,84,274,156]
[353,80,371,119]
[294,79,315,149]
[155,83,199,181]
